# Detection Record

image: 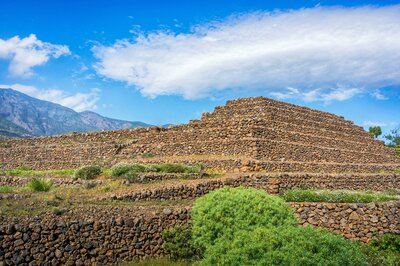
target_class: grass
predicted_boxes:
[281,189,399,203]
[0,186,16,193]
[1,167,75,177]
[27,178,53,192]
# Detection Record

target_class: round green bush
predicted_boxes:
[74,165,102,180]
[200,226,368,266]
[110,164,146,177]
[191,187,297,249]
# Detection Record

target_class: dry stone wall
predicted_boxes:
[100,173,400,202]
[0,206,190,266]
[291,202,400,243]
[0,202,398,265]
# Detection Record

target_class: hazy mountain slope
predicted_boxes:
[0,88,151,137]
[0,116,33,138]
[80,111,150,130]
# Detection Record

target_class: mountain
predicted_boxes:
[0,88,152,137]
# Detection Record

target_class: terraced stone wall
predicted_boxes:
[0,202,398,265]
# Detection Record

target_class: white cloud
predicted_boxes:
[0,34,70,77]
[271,86,364,102]
[0,84,99,112]
[93,5,400,101]
[364,121,387,127]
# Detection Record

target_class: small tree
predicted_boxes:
[369,126,382,139]
[384,127,400,147]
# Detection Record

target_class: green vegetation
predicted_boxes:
[111,164,147,177]
[191,187,297,249]
[0,167,75,177]
[362,233,400,266]
[385,127,400,147]
[370,233,400,253]
[162,225,202,261]
[163,187,399,265]
[201,226,367,266]
[110,163,203,182]
[27,178,53,192]
[74,165,102,180]
[141,152,155,158]
[281,189,399,203]
[0,186,16,193]
[369,126,382,139]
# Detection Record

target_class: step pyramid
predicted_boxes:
[0,96,399,173]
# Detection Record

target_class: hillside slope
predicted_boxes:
[0,88,151,137]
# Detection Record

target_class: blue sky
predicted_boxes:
[0,0,399,133]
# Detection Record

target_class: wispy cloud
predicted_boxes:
[93,5,400,101]
[0,34,70,77]
[0,84,99,112]
[371,89,388,100]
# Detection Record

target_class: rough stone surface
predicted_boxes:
[0,202,398,265]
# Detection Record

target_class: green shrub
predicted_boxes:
[281,189,397,203]
[154,164,187,173]
[74,165,102,180]
[154,163,202,174]
[111,163,202,178]
[370,233,400,253]
[27,178,53,192]
[361,244,400,266]
[125,171,140,183]
[200,226,367,266]
[162,225,202,261]
[110,164,146,177]
[141,152,154,158]
[191,187,297,249]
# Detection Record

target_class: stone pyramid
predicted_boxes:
[1,96,399,173]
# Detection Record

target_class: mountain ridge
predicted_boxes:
[0,88,152,137]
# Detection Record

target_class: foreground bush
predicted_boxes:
[27,178,53,192]
[191,187,297,249]
[162,225,202,261]
[200,226,367,266]
[74,165,102,180]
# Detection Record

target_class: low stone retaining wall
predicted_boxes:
[0,202,398,265]
[0,206,190,266]
[128,173,203,183]
[103,173,400,202]
[291,202,400,243]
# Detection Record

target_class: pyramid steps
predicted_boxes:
[0,96,398,173]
